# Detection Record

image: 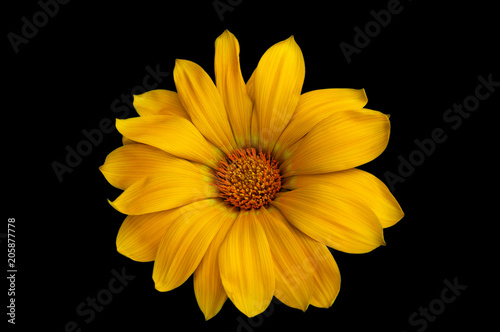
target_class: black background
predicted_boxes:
[5,0,498,331]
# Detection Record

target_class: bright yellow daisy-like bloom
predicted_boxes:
[100,30,403,320]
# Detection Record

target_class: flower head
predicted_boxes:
[100,30,404,320]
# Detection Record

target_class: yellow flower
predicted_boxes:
[100,30,404,320]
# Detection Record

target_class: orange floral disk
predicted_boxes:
[215,148,282,210]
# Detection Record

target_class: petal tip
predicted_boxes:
[153,277,174,293]
[221,29,233,37]
[175,58,190,67]
[361,88,368,104]
[154,282,166,292]
[114,118,124,129]
[115,243,130,260]
[106,198,119,212]
[203,311,217,321]
[174,58,185,69]
[286,35,300,48]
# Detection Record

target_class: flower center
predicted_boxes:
[215,148,282,210]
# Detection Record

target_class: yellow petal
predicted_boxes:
[174,59,237,154]
[133,89,190,119]
[121,136,135,145]
[293,232,341,308]
[194,202,237,320]
[214,30,253,148]
[284,169,404,228]
[250,104,259,148]
[154,200,237,292]
[116,208,184,262]
[115,115,224,169]
[246,68,256,104]
[219,209,275,317]
[108,164,217,215]
[272,184,385,254]
[281,109,390,177]
[100,144,194,190]
[259,206,314,311]
[253,36,305,152]
[246,69,258,147]
[273,88,368,158]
